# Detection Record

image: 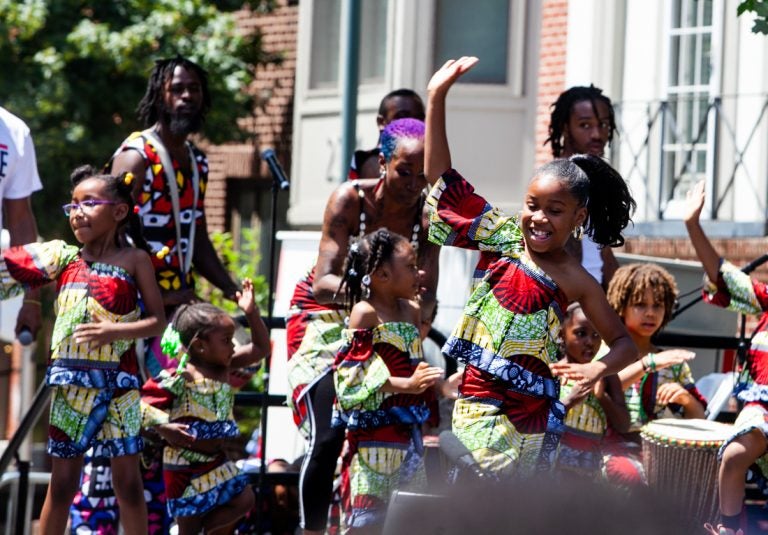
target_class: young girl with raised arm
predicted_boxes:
[332,228,443,533]
[0,165,167,534]
[601,263,706,487]
[554,303,630,479]
[140,279,269,535]
[424,56,637,476]
[686,180,763,535]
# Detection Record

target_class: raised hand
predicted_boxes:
[684,180,706,224]
[236,278,255,315]
[427,56,479,97]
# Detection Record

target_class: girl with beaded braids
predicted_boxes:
[331,228,443,532]
[0,164,167,534]
[425,57,637,477]
[285,117,440,533]
[140,278,269,535]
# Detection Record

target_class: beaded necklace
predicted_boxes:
[354,180,424,254]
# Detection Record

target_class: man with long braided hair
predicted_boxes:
[545,85,621,290]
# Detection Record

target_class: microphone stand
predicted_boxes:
[256,149,289,533]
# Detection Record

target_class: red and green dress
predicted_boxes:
[0,240,143,458]
[703,260,768,493]
[426,168,566,476]
[555,380,609,478]
[141,371,249,518]
[333,322,434,532]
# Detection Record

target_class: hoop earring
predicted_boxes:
[572,225,584,241]
[362,274,371,299]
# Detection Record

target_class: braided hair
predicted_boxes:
[335,228,409,311]
[69,165,150,251]
[534,155,636,247]
[607,263,679,330]
[545,85,617,157]
[136,55,211,127]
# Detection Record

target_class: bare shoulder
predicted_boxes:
[123,247,154,274]
[348,301,379,329]
[111,149,147,175]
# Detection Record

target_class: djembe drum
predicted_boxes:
[641,418,733,529]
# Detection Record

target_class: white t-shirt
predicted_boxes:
[581,235,604,284]
[0,106,43,227]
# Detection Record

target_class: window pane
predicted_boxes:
[672,0,682,28]
[669,36,680,86]
[703,0,713,26]
[433,0,510,84]
[700,33,711,84]
[310,0,341,89]
[683,0,697,28]
[359,0,388,84]
[682,34,695,86]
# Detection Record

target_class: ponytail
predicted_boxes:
[569,154,635,247]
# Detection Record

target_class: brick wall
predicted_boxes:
[534,0,568,169]
[203,0,298,231]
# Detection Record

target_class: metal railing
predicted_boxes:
[612,93,768,226]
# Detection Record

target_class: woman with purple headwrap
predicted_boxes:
[285,118,440,534]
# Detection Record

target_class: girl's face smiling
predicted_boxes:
[521,174,586,254]
[68,178,126,245]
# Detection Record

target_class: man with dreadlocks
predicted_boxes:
[70,56,241,535]
[545,85,621,289]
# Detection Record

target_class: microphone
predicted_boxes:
[261,148,290,191]
[17,328,34,346]
[438,430,490,482]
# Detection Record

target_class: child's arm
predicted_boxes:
[617,349,695,390]
[73,250,166,345]
[551,272,637,388]
[596,375,630,434]
[425,56,479,185]
[230,278,270,370]
[684,181,720,282]
[381,361,443,395]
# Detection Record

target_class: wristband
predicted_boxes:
[641,357,649,372]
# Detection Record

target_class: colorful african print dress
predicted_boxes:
[286,266,348,437]
[333,322,432,531]
[702,259,768,494]
[141,370,249,518]
[555,380,609,478]
[0,240,142,458]
[427,168,566,476]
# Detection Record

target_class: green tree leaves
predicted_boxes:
[0,0,278,238]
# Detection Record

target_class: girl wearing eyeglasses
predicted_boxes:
[1,164,165,535]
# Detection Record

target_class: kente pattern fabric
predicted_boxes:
[0,240,143,457]
[426,168,566,476]
[141,371,248,518]
[333,322,432,532]
[110,131,207,293]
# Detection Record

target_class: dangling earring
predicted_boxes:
[361,274,371,299]
[379,167,386,179]
[572,225,584,241]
